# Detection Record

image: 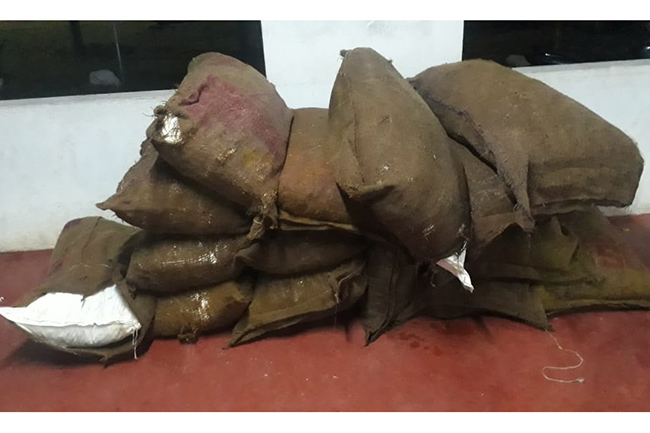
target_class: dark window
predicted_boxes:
[463,21,650,67]
[0,21,265,100]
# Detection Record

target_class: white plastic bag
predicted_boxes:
[0,285,141,348]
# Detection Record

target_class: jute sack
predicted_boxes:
[126,234,248,293]
[452,142,532,260]
[148,52,293,231]
[328,48,469,261]
[230,258,367,346]
[98,140,251,235]
[360,244,418,343]
[410,59,644,219]
[152,275,254,342]
[468,216,596,284]
[538,210,650,314]
[236,229,366,275]
[278,108,355,230]
[2,217,156,363]
[398,278,549,330]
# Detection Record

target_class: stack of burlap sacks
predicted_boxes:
[22,48,650,361]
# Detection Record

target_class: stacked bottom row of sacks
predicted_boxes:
[1,48,649,363]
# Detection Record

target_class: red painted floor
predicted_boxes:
[1,216,650,412]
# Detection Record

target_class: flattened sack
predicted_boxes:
[410,60,644,217]
[153,275,254,341]
[230,258,367,346]
[416,280,549,330]
[236,229,366,275]
[278,108,354,228]
[361,245,419,343]
[126,235,247,293]
[328,48,469,261]
[538,210,650,314]
[98,140,251,235]
[1,217,156,362]
[468,216,596,284]
[148,52,293,226]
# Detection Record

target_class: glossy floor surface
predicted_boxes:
[1,215,650,411]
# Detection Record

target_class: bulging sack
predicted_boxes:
[0,217,156,362]
[327,48,469,261]
[236,229,366,275]
[153,275,254,341]
[148,52,293,227]
[98,140,251,235]
[278,108,354,228]
[410,59,644,217]
[126,234,248,293]
[230,258,367,346]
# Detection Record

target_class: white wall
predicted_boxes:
[517,60,650,216]
[0,91,173,252]
[261,20,464,108]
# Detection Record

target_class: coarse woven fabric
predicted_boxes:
[468,216,597,284]
[539,210,650,314]
[236,229,366,275]
[360,244,419,344]
[451,142,532,261]
[15,217,156,363]
[148,52,293,231]
[230,258,367,346]
[126,234,248,293]
[410,59,644,219]
[328,48,469,261]
[152,275,254,341]
[98,140,251,235]
[278,108,354,228]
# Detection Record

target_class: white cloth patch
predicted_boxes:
[436,248,474,292]
[0,285,141,348]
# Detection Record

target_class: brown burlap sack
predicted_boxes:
[398,279,549,330]
[236,229,366,275]
[538,210,650,314]
[278,108,354,229]
[13,217,156,362]
[153,275,254,341]
[230,258,367,346]
[410,60,644,218]
[361,245,419,343]
[327,48,469,261]
[452,143,532,260]
[427,280,549,329]
[126,234,247,293]
[98,140,251,235]
[468,216,596,284]
[147,52,293,230]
